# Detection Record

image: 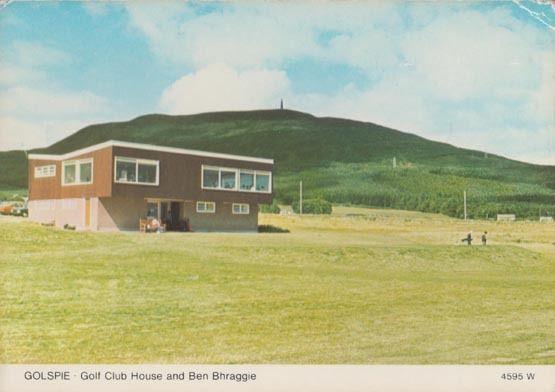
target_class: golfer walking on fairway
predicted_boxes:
[482,231,488,246]
[461,231,473,245]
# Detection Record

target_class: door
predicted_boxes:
[170,202,180,230]
[160,202,168,224]
[84,198,91,227]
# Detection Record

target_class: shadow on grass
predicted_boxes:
[258,224,290,233]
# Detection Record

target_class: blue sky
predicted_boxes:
[0,1,553,164]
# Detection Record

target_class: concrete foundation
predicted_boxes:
[29,197,259,232]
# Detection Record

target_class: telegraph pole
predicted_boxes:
[463,190,467,221]
[299,180,303,215]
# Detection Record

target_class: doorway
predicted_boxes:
[170,202,180,230]
[160,202,168,225]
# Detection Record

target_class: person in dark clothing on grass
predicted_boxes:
[482,231,488,246]
[461,231,472,245]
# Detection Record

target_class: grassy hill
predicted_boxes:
[1,109,554,218]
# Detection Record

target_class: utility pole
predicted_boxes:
[463,190,467,221]
[299,180,303,215]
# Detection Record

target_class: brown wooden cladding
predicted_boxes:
[29,145,273,204]
[28,146,113,200]
[111,146,273,204]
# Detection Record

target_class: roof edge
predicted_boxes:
[27,140,274,164]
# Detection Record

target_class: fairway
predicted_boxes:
[1,208,554,364]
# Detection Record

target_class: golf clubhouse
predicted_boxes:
[27,140,274,232]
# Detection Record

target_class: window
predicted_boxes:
[115,157,159,185]
[62,159,93,185]
[138,162,157,184]
[232,203,249,214]
[146,202,158,218]
[220,170,237,189]
[239,171,254,191]
[64,163,76,184]
[34,165,56,178]
[80,161,92,183]
[196,201,215,213]
[116,158,136,182]
[202,168,219,189]
[202,165,271,193]
[255,172,270,192]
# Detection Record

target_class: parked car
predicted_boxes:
[0,202,16,215]
[12,201,28,217]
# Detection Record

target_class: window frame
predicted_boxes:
[254,171,271,193]
[34,164,56,178]
[239,169,255,191]
[196,201,216,213]
[232,203,250,215]
[219,168,238,190]
[201,165,272,194]
[61,158,93,186]
[114,156,160,186]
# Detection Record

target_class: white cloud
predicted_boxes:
[82,1,109,16]
[0,40,114,151]
[0,116,96,151]
[126,3,402,69]
[401,9,544,101]
[160,63,289,114]
[145,3,554,164]
[10,40,71,67]
[0,86,108,118]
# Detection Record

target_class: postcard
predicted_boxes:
[0,1,554,391]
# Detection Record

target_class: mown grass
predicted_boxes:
[1,208,554,364]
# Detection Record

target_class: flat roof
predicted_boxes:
[27,140,274,164]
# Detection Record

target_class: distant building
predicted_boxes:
[27,140,274,232]
[497,214,516,222]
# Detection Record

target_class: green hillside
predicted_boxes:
[1,109,554,218]
[0,150,27,192]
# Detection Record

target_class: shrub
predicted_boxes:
[258,224,289,233]
[259,201,281,214]
[292,198,332,214]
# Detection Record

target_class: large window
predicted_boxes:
[196,201,215,213]
[202,165,271,193]
[115,157,159,185]
[34,165,56,178]
[62,159,93,185]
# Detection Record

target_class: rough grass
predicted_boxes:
[1,208,554,364]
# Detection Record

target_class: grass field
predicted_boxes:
[1,207,554,364]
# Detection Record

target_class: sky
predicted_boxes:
[0,1,553,165]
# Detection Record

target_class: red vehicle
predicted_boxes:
[0,202,16,215]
